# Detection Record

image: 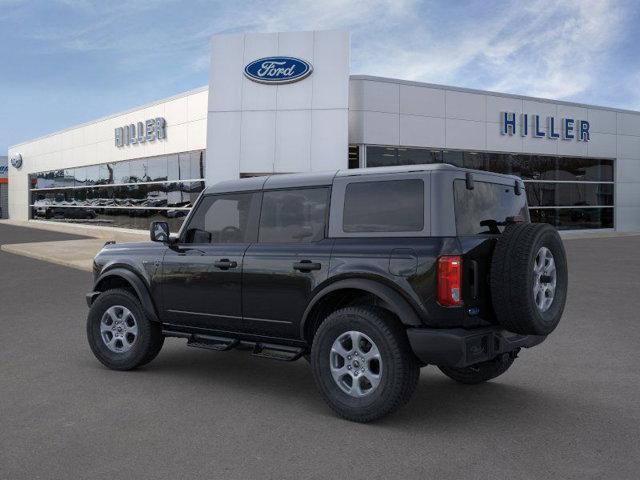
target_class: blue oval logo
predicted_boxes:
[244,56,313,84]
[10,153,23,169]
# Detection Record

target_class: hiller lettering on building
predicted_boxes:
[115,118,166,147]
[500,112,590,141]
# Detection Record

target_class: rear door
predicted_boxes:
[452,177,529,324]
[241,187,333,339]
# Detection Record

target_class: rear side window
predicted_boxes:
[259,188,329,243]
[454,180,529,235]
[343,179,424,232]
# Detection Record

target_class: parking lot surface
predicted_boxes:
[1,224,639,479]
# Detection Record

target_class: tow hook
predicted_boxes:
[508,348,521,360]
[500,348,520,363]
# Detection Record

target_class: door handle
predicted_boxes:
[293,260,321,272]
[214,259,238,270]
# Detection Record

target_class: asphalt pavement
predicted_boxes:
[1,223,639,479]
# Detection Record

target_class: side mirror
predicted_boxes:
[150,221,170,243]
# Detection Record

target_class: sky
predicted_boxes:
[1,0,639,153]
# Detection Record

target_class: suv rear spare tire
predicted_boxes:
[490,223,568,335]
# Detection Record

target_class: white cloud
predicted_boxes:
[9,0,632,104]
[484,0,624,99]
[347,0,626,102]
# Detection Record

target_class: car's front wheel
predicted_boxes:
[86,288,164,371]
[311,306,420,423]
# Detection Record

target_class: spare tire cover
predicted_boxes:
[490,223,568,335]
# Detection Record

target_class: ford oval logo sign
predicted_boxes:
[10,153,23,169]
[244,56,313,85]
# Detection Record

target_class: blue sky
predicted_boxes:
[2,0,639,153]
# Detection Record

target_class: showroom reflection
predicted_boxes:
[366,146,615,230]
[29,150,205,230]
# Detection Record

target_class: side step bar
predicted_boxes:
[186,334,239,351]
[252,343,305,362]
[162,329,305,362]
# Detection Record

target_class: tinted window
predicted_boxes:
[366,146,400,167]
[100,164,114,185]
[85,165,100,185]
[112,161,130,184]
[530,207,613,230]
[511,155,557,180]
[526,182,614,207]
[397,148,441,165]
[557,157,614,182]
[129,159,148,183]
[185,193,260,244]
[343,179,424,233]
[463,153,513,174]
[454,180,529,235]
[148,155,168,182]
[442,151,463,167]
[259,188,329,243]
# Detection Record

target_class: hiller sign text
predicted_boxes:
[501,112,590,141]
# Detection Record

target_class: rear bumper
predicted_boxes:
[407,326,546,368]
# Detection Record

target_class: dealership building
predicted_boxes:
[7,30,640,232]
[0,156,7,219]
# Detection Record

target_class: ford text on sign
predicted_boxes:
[244,57,313,84]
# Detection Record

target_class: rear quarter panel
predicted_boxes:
[327,237,472,327]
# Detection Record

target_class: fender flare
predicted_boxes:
[93,267,160,323]
[300,278,422,338]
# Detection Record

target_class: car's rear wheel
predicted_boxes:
[311,306,419,423]
[438,354,515,385]
[86,288,164,371]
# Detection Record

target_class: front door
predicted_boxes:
[242,187,333,339]
[160,191,261,332]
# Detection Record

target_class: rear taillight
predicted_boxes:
[437,256,462,307]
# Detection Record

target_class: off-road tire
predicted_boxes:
[87,288,164,371]
[311,306,420,423]
[490,223,568,335]
[438,355,515,385]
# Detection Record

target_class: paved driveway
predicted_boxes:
[1,224,639,479]
[0,222,88,245]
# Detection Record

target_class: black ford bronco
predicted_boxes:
[86,164,567,422]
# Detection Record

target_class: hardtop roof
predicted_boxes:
[202,163,520,194]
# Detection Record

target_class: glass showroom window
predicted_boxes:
[29,150,206,231]
[365,146,614,230]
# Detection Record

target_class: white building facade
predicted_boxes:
[7,30,640,231]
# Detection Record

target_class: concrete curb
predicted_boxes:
[0,219,148,242]
[1,241,98,273]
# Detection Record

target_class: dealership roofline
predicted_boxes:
[351,75,640,116]
[10,74,640,150]
[8,85,209,150]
